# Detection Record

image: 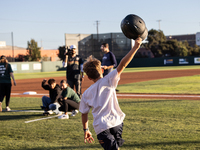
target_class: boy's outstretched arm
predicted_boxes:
[117,38,142,75]
[82,113,94,143]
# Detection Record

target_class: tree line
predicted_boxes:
[142,29,200,58]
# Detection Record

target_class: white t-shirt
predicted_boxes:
[79,69,125,135]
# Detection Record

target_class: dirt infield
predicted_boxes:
[11,69,200,99]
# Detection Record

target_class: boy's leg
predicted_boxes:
[49,102,61,114]
[97,123,124,150]
[42,96,51,109]
[110,123,124,147]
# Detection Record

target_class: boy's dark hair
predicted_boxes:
[60,80,67,84]
[101,43,109,48]
[60,79,69,86]
[48,79,56,85]
[83,55,101,80]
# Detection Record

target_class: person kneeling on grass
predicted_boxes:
[41,79,62,116]
[79,38,142,150]
[58,80,80,119]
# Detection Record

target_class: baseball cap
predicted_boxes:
[70,45,77,49]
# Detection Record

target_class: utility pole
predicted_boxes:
[157,20,161,31]
[11,32,14,62]
[96,20,100,41]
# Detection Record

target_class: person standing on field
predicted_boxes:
[79,38,142,150]
[0,55,16,112]
[100,42,119,92]
[65,45,84,98]
[100,43,117,77]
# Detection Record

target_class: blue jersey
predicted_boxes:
[102,51,117,76]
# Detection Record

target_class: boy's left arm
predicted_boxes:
[82,113,94,143]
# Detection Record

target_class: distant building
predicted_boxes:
[0,42,59,62]
[166,32,200,47]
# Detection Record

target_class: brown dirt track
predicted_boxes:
[11,69,200,100]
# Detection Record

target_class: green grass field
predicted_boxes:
[1,98,200,150]
[117,75,200,94]
[1,65,200,150]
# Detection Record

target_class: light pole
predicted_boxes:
[157,20,161,31]
[11,32,14,62]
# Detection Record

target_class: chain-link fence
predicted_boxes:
[0,32,14,61]
[78,33,132,60]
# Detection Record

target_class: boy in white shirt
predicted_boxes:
[79,38,142,150]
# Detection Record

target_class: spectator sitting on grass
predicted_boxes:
[58,80,80,119]
[41,78,62,116]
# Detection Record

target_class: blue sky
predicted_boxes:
[1,0,200,49]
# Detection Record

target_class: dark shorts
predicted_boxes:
[97,123,124,150]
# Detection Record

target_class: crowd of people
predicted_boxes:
[40,42,118,120]
[0,38,142,150]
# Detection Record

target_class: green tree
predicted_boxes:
[191,44,200,56]
[165,39,179,56]
[26,39,41,61]
[144,29,200,57]
[144,29,166,57]
[175,41,188,56]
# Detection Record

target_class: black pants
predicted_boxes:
[0,83,12,107]
[59,99,79,113]
[67,79,82,98]
[97,123,124,150]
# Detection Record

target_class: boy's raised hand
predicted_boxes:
[133,37,142,49]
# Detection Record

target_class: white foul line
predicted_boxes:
[117,94,200,98]
[24,112,72,123]
[3,110,44,113]
[25,114,61,123]
[11,93,48,96]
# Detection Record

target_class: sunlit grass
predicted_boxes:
[1,98,200,149]
[118,75,200,94]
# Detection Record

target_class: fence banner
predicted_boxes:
[194,57,200,64]
[179,58,189,64]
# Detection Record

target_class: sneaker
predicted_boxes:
[43,112,50,116]
[71,110,79,117]
[56,111,63,115]
[48,110,53,114]
[58,114,69,119]
[0,102,2,112]
[6,107,11,111]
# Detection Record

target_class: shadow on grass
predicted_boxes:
[17,145,101,150]
[14,140,200,150]
[123,140,200,148]
[0,113,43,121]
